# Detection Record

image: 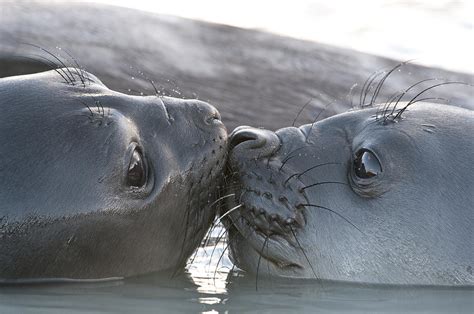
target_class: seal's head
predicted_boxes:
[224,103,473,285]
[0,68,227,279]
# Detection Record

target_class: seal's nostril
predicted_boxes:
[229,130,258,149]
[206,110,221,123]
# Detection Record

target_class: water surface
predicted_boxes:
[1,237,472,313]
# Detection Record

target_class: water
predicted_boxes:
[1,230,473,313]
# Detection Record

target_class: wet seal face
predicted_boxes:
[224,102,473,285]
[0,69,227,280]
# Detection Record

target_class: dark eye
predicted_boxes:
[127,148,146,187]
[353,149,382,179]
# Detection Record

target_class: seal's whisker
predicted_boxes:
[379,90,402,120]
[284,162,342,185]
[289,225,317,279]
[292,98,314,127]
[132,65,189,98]
[227,213,260,246]
[394,81,471,120]
[200,223,217,249]
[60,47,87,87]
[407,97,448,105]
[385,78,442,120]
[255,235,269,291]
[208,194,236,209]
[360,69,385,107]
[367,70,390,107]
[347,83,358,109]
[215,204,243,225]
[189,223,227,268]
[27,54,74,85]
[212,242,230,285]
[377,78,440,121]
[135,69,168,99]
[201,196,232,250]
[279,146,306,171]
[207,227,229,267]
[149,79,160,96]
[22,54,71,85]
[298,203,364,234]
[79,101,94,116]
[305,100,334,142]
[24,43,77,84]
[369,60,413,107]
[299,181,348,191]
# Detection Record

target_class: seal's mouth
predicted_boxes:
[222,207,304,271]
[220,125,312,275]
[220,176,307,272]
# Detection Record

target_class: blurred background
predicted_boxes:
[92,0,473,74]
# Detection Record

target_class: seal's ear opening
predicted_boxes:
[0,57,51,78]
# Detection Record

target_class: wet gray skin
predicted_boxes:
[224,103,473,285]
[0,69,227,280]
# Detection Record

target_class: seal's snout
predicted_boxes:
[203,107,222,125]
[192,101,222,125]
[229,127,280,158]
[229,127,259,149]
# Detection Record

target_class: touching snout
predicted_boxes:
[229,126,280,159]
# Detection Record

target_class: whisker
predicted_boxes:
[215,204,243,225]
[60,47,86,87]
[369,60,413,107]
[289,226,317,279]
[347,83,358,109]
[213,243,230,285]
[207,228,229,266]
[292,98,314,127]
[23,43,76,84]
[22,54,71,84]
[284,162,342,185]
[298,203,364,234]
[387,78,442,117]
[360,70,384,107]
[207,193,236,209]
[255,235,269,291]
[279,146,306,171]
[300,181,348,191]
[305,100,334,142]
[394,81,471,120]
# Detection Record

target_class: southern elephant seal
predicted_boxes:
[0,68,227,280]
[0,1,473,284]
[223,98,473,285]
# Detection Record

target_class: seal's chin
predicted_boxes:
[222,190,306,276]
[225,218,305,277]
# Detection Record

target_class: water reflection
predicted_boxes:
[186,229,232,295]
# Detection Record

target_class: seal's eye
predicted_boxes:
[353,149,382,179]
[127,148,146,187]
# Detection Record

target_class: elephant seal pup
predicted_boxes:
[223,102,473,285]
[0,69,227,280]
